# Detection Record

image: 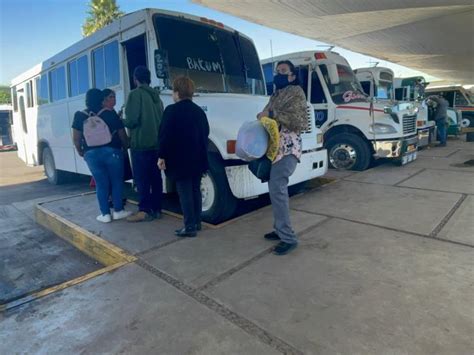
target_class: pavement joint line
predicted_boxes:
[336,177,472,196]
[136,237,184,257]
[393,168,427,186]
[135,259,304,355]
[290,207,474,249]
[429,194,468,238]
[198,215,333,292]
[445,148,462,157]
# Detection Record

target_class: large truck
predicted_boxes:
[262,51,418,171]
[357,69,435,148]
[10,9,327,224]
[425,85,474,141]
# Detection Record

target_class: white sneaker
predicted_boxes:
[112,210,132,220]
[96,214,112,223]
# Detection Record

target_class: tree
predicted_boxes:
[82,0,124,37]
[0,86,11,105]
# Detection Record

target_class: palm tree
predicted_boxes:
[82,0,124,37]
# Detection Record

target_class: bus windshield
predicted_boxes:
[154,15,265,95]
[376,81,393,100]
[320,65,367,104]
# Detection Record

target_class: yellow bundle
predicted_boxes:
[260,116,280,161]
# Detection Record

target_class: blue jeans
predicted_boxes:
[436,120,447,145]
[84,147,124,215]
[131,150,162,214]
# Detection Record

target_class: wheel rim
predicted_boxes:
[201,173,216,212]
[44,151,55,179]
[329,143,357,170]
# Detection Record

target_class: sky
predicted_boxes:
[0,0,435,86]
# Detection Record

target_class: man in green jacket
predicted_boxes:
[124,66,164,222]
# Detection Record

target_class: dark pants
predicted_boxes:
[131,150,162,214]
[176,176,202,230]
[436,119,448,145]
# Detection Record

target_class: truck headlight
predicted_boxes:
[383,106,392,114]
[369,123,397,134]
[317,133,323,144]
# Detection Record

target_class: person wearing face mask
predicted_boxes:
[158,76,210,237]
[257,60,308,255]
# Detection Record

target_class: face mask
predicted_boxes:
[273,74,290,90]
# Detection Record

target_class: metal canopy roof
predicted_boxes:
[193,0,474,84]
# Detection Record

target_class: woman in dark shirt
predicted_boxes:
[158,77,210,237]
[72,88,130,223]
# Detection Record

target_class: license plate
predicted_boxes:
[402,151,417,165]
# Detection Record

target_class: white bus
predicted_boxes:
[10,9,327,223]
[356,68,435,148]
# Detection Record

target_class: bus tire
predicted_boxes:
[326,133,371,171]
[43,147,68,185]
[201,153,238,224]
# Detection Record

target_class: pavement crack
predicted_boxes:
[394,168,427,186]
[135,259,304,355]
[430,194,468,238]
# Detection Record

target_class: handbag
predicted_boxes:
[248,156,272,183]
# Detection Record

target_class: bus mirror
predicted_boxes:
[327,64,339,85]
[154,49,169,79]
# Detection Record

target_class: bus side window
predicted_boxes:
[262,63,274,95]
[11,87,18,112]
[455,91,468,106]
[310,71,326,104]
[297,66,309,99]
[360,81,370,96]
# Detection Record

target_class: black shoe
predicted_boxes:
[175,228,197,237]
[196,223,202,231]
[264,231,280,241]
[150,211,162,220]
[273,242,297,255]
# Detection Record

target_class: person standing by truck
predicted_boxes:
[257,60,308,255]
[124,66,164,222]
[427,94,449,147]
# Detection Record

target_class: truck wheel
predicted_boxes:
[200,153,238,224]
[326,133,371,171]
[43,147,68,185]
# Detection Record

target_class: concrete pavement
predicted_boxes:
[1,138,473,354]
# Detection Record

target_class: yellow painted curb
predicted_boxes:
[36,204,136,266]
[0,203,137,312]
[0,262,128,312]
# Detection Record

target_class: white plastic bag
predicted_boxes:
[235,121,269,161]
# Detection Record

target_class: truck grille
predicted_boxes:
[403,115,417,135]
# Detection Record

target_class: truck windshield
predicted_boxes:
[154,15,265,95]
[320,65,367,104]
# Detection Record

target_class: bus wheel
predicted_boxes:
[43,147,68,185]
[326,133,371,171]
[201,153,238,224]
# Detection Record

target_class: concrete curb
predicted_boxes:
[0,203,137,312]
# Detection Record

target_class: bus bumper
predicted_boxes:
[372,135,418,162]
[224,149,328,199]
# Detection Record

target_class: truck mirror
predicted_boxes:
[327,64,340,85]
[154,49,169,79]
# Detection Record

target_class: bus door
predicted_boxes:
[122,33,148,95]
[310,66,332,130]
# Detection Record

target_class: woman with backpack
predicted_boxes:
[72,88,131,223]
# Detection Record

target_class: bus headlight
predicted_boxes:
[317,133,323,144]
[369,123,397,134]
